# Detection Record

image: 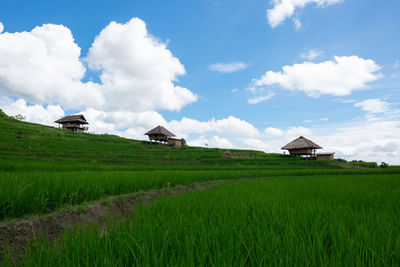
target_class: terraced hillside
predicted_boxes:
[0,109,336,173]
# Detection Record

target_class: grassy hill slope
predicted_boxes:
[0,109,334,172]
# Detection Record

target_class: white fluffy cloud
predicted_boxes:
[0,24,103,109]
[208,62,249,73]
[0,22,4,33]
[286,126,312,136]
[0,97,64,126]
[265,127,283,136]
[266,125,312,138]
[354,99,390,114]
[252,56,381,97]
[267,0,343,28]
[190,136,233,149]
[86,18,197,112]
[168,116,260,138]
[210,116,260,137]
[248,93,275,104]
[0,19,197,112]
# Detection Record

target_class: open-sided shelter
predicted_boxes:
[145,126,175,143]
[281,136,322,157]
[55,115,88,133]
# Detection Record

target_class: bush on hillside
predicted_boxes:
[13,114,25,121]
[379,162,389,168]
[0,109,8,117]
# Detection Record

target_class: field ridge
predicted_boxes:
[0,180,221,261]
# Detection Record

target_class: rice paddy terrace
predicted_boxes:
[1,110,400,265]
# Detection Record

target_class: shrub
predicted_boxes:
[181,138,187,146]
[13,114,25,121]
[379,162,389,168]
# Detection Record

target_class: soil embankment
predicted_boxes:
[0,181,220,261]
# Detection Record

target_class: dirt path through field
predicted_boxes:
[0,180,221,262]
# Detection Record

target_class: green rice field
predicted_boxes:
[1,110,400,265]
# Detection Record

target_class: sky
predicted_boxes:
[0,0,400,164]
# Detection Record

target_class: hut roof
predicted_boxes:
[55,115,88,124]
[281,136,322,150]
[145,126,175,137]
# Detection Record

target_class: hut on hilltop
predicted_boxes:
[281,136,322,157]
[55,115,88,133]
[145,126,175,143]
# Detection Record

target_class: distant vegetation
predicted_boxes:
[349,160,378,168]
[0,110,399,265]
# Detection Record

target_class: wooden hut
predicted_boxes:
[55,114,88,132]
[281,136,322,157]
[145,126,175,143]
[168,137,183,148]
[316,152,335,160]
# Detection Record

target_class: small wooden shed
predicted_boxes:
[55,114,88,132]
[145,126,175,143]
[168,138,183,148]
[316,152,335,160]
[281,136,322,157]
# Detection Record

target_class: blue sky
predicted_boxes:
[1,0,400,163]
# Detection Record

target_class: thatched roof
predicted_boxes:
[55,115,88,124]
[145,126,175,137]
[281,136,322,150]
